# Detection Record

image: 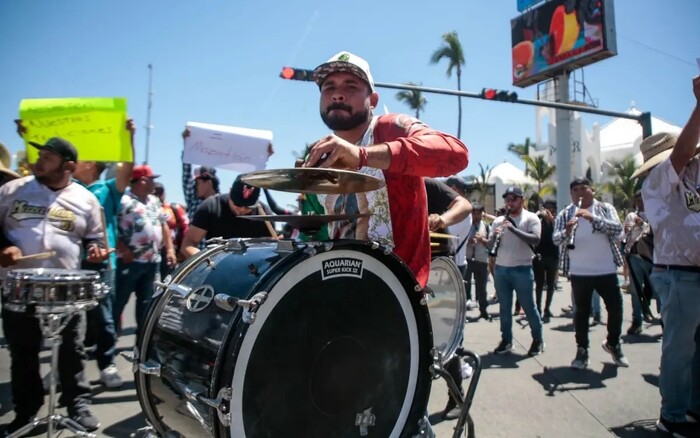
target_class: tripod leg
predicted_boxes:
[5,417,48,438]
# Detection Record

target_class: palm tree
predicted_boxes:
[395,83,427,119]
[507,137,535,161]
[603,155,640,216]
[471,163,493,204]
[430,31,465,139]
[522,155,556,210]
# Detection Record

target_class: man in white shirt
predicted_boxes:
[0,138,107,434]
[635,75,700,437]
[552,178,628,370]
[489,186,543,356]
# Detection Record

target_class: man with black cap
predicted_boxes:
[488,185,543,356]
[181,128,221,219]
[552,177,628,370]
[636,75,700,437]
[303,51,468,289]
[0,137,108,433]
[180,175,273,258]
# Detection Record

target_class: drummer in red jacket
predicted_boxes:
[304,51,469,288]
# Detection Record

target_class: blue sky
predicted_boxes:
[1,0,698,209]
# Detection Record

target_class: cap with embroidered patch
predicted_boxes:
[313,51,375,92]
[229,175,260,207]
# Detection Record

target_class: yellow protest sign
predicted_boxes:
[19,97,132,163]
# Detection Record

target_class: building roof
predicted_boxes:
[487,161,536,185]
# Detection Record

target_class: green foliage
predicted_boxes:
[395,83,427,119]
[602,155,640,217]
[430,31,465,139]
[522,154,556,210]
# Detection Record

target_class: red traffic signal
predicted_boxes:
[280,67,315,82]
[480,88,518,102]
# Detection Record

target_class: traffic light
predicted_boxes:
[280,67,315,82]
[480,88,518,102]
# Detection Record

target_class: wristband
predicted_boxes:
[356,147,368,170]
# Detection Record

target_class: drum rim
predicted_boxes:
[427,256,467,362]
[221,242,432,438]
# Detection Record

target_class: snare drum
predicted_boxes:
[2,268,105,314]
[425,256,466,362]
[135,239,433,437]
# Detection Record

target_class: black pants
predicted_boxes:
[570,274,623,349]
[1,306,91,417]
[465,259,489,313]
[533,256,558,314]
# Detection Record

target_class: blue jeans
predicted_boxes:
[651,268,700,422]
[83,265,117,370]
[113,260,158,336]
[494,265,543,343]
[628,255,656,324]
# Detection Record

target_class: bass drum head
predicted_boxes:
[425,256,466,362]
[222,243,432,438]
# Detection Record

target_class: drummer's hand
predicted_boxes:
[303,135,359,169]
[428,214,446,231]
[182,127,191,139]
[14,119,27,138]
[86,244,109,263]
[0,246,22,267]
[166,248,177,267]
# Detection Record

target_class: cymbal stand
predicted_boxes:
[8,311,96,438]
[431,347,482,438]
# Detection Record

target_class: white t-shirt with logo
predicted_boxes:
[642,155,700,266]
[0,176,104,277]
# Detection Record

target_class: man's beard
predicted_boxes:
[320,102,371,131]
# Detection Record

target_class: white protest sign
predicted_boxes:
[183,121,273,172]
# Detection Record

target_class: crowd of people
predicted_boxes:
[0,50,697,437]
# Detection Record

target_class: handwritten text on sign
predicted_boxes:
[183,122,272,172]
[19,97,131,163]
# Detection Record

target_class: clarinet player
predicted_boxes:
[552,177,629,370]
[488,186,543,356]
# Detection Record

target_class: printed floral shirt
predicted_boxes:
[118,190,166,263]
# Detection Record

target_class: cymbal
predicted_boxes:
[241,213,371,230]
[429,232,459,240]
[240,168,385,194]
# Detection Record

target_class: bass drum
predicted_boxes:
[425,256,466,362]
[135,239,433,438]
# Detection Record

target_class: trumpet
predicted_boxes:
[567,197,583,250]
[489,207,510,257]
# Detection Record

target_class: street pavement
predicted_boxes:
[0,276,665,437]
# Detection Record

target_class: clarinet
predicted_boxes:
[489,208,510,257]
[567,197,583,250]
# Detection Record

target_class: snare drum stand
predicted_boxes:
[8,311,96,438]
[431,347,482,438]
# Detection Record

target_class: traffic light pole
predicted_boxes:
[373,81,653,138]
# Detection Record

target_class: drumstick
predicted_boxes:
[256,204,279,240]
[17,251,56,261]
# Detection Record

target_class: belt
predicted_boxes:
[653,264,700,273]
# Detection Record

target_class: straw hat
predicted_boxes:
[631,132,692,179]
[0,142,21,181]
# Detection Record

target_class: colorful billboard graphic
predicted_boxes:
[511,0,617,88]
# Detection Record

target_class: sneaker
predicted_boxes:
[592,313,602,324]
[100,364,123,389]
[656,416,700,437]
[602,341,630,367]
[571,347,589,369]
[626,322,643,335]
[4,415,36,436]
[465,299,475,310]
[67,406,100,432]
[528,339,545,356]
[479,311,490,321]
[493,340,513,354]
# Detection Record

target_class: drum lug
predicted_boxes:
[224,239,246,251]
[138,359,162,377]
[184,386,232,427]
[213,292,268,324]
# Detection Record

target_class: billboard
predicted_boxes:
[511,0,617,88]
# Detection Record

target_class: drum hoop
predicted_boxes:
[227,247,427,438]
[427,256,466,362]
